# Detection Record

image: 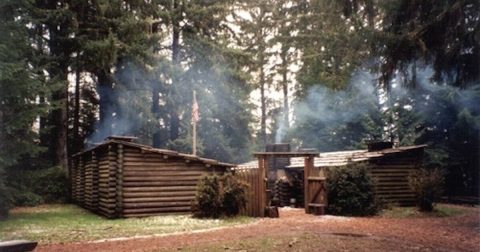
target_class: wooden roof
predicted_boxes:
[73,139,235,168]
[237,145,427,169]
[253,151,319,158]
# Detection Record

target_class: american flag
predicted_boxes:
[191,91,199,124]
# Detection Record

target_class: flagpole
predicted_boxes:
[192,90,197,156]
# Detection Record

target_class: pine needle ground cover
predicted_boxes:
[380,204,468,219]
[0,204,253,243]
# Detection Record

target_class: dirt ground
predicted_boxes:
[37,205,480,252]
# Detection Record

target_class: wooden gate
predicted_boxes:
[304,156,327,215]
[238,152,321,217]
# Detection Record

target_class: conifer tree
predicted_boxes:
[234,0,276,148]
[0,0,50,217]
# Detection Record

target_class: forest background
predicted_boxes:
[0,0,478,217]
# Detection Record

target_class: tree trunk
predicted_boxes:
[260,63,267,147]
[50,85,69,170]
[169,0,181,141]
[73,64,81,153]
[45,1,70,171]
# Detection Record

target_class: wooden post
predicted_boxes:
[92,151,99,212]
[257,157,267,217]
[71,156,77,202]
[79,154,85,205]
[116,144,124,218]
[107,144,117,218]
[304,155,314,214]
[262,156,269,216]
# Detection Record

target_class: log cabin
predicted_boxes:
[238,142,426,207]
[70,136,234,218]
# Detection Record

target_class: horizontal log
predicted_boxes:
[99,204,116,210]
[98,172,115,176]
[124,201,193,208]
[371,172,412,176]
[123,212,189,218]
[376,192,415,197]
[124,153,196,162]
[123,162,199,167]
[98,187,115,192]
[123,196,195,203]
[371,174,410,178]
[379,196,415,200]
[123,176,202,182]
[375,161,420,166]
[376,189,412,193]
[98,188,115,192]
[123,186,197,192]
[123,183,199,188]
[374,177,408,182]
[123,206,191,214]
[123,191,195,198]
[99,198,116,204]
[375,182,410,186]
[124,168,208,174]
[123,171,206,177]
[123,181,199,187]
[98,207,116,214]
[376,185,410,188]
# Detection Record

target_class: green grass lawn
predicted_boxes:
[0,204,254,244]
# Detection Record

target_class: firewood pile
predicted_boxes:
[274,177,292,207]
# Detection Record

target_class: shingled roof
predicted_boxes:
[73,138,235,168]
[237,145,427,169]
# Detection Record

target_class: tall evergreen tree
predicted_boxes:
[377,0,479,88]
[154,0,255,162]
[234,0,276,148]
[73,0,159,143]
[29,0,78,170]
[0,0,50,217]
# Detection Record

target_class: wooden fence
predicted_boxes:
[235,167,265,217]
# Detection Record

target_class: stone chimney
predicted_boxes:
[367,141,393,152]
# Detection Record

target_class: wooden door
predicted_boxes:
[304,156,326,215]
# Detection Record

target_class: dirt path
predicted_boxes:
[37,206,480,252]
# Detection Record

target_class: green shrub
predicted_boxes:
[326,162,380,216]
[0,175,13,219]
[221,173,248,217]
[5,166,68,208]
[12,189,43,206]
[192,173,248,218]
[408,168,444,212]
[193,175,222,218]
[33,166,68,203]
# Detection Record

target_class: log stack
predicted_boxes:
[274,178,292,207]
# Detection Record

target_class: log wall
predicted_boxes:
[369,150,423,206]
[71,142,227,218]
[320,149,423,206]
